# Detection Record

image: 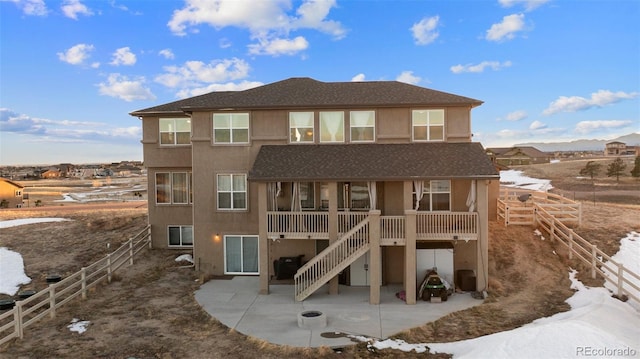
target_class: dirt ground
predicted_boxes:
[1,174,639,358]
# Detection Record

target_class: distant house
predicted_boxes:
[41,169,61,179]
[605,141,637,156]
[0,178,24,208]
[486,146,551,166]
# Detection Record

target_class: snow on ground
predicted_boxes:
[67,318,90,334]
[603,231,640,311]
[1,217,69,295]
[0,217,70,229]
[426,269,639,358]
[175,254,194,264]
[0,248,32,296]
[500,169,553,191]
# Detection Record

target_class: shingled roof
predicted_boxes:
[130,77,482,116]
[248,142,499,182]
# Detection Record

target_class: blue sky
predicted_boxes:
[1,0,638,166]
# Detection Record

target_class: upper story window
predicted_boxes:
[160,118,191,145]
[213,113,249,144]
[320,111,344,143]
[289,112,314,143]
[217,174,247,210]
[350,111,375,142]
[156,172,192,205]
[412,110,444,141]
[15,190,22,197]
[414,180,451,211]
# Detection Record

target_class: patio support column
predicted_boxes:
[404,209,417,305]
[368,209,381,304]
[258,182,269,295]
[476,180,489,292]
[328,181,339,295]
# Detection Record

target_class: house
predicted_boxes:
[130,77,500,305]
[605,141,638,156]
[41,169,61,179]
[0,178,24,208]
[486,146,551,166]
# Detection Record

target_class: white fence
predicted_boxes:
[0,225,151,346]
[535,207,640,305]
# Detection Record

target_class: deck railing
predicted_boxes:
[267,211,479,241]
[0,225,151,346]
[417,212,478,240]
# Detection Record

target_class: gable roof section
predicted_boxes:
[487,146,548,158]
[130,78,482,116]
[0,178,24,189]
[249,142,499,182]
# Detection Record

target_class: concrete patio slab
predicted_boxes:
[195,276,483,348]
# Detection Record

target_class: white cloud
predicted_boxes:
[486,13,525,42]
[57,43,95,65]
[6,0,48,16]
[61,0,93,20]
[0,108,141,143]
[159,49,175,59]
[247,36,309,56]
[110,47,136,66]
[498,110,528,121]
[167,0,345,55]
[411,16,440,45]
[351,73,366,82]
[451,60,512,74]
[176,80,264,98]
[543,90,639,115]
[155,58,250,89]
[97,73,156,102]
[396,71,421,85]
[574,120,634,134]
[499,0,549,11]
[529,120,547,130]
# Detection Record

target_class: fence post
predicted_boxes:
[81,267,87,300]
[505,206,509,226]
[591,245,597,279]
[129,239,134,265]
[107,253,112,284]
[14,301,23,339]
[568,230,574,260]
[49,285,56,318]
[617,264,624,297]
[147,226,152,249]
[550,218,555,242]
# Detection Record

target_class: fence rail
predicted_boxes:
[535,205,639,305]
[0,225,151,346]
[498,187,581,227]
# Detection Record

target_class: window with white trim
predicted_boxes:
[412,109,444,141]
[289,112,314,143]
[168,225,193,247]
[224,235,259,274]
[320,111,344,142]
[213,113,249,144]
[156,172,192,204]
[299,182,315,209]
[350,111,375,142]
[217,174,247,210]
[160,118,191,145]
[414,180,451,211]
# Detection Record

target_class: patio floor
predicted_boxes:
[195,276,483,348]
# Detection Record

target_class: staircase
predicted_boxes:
[294,218,370,301]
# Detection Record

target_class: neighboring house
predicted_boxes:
[41,169,61,179]
[130,77,500,305]
[0,178,24,208]
[605,141,637,156]
[486,146,551,166]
